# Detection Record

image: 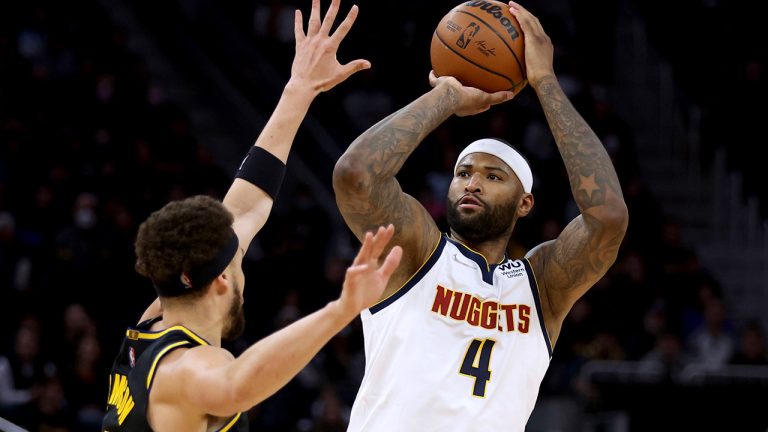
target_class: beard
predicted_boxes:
[222,283,246,341]
[446,194,518,243]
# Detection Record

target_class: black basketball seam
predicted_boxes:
[434,31,515,90]
[453,9,525,80]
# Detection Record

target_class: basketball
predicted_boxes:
[430,0,526,93]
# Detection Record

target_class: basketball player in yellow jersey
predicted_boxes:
[333,2,628,430]
[102,1,404,431]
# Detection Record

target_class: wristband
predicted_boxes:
[235,146,286,199]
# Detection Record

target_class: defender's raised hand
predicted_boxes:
[291,0,371,94]
[337,225,402,317]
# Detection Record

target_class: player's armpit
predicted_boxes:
[526,213,625,335]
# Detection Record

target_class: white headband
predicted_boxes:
[454,139,533,193]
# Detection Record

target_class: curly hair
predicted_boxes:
[135,195,234,299]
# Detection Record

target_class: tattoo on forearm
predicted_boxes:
[535,76,624,211]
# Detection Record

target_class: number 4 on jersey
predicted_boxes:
[459,338,496,397]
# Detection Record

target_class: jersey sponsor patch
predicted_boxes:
[498,261,526,278]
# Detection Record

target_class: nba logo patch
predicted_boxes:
[129,347,136,368]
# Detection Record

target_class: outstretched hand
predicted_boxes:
[428,71,515,117]
[290,0,370,95]
[338,225,402,316]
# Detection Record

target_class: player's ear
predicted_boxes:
[517,193,533,217]
[211,273,229,296]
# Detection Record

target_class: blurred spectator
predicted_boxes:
[633,300,670,364]
[342,71,394,135]
[0,212,33,297]
[35,375,72,432]
[61,332,104,431]
[0,317,54,428]
[687,299,735,368]
[639,332,689,382]
[680,278,722,339]
[307,385,350,432]
[730,321,768,366]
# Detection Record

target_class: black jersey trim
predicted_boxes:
[522,258,552,358]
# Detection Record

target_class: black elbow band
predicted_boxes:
[235,146,286,199]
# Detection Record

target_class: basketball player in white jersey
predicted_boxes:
[332,2,629,431]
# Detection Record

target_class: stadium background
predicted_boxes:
[0,0,766,430]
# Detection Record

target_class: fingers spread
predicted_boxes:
[307,0,322,36]
[294,9,306,44]
[353,231,374,265]
[320,0,340,35]
[378,246,403,279]
[330,4,359,46]
[339,59,371,81]
[346,263,370,276]
[369,225,394,261]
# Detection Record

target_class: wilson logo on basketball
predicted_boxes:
[463,0,521,40]
[431,0,527,92]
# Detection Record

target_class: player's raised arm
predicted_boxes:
[137,0,368,323]
[333,72,514,296]
[511,1,628,343]
[223,0,370,251]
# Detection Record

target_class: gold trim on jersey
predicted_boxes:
[146,340,191,389]
[126,325,209,346]
[217,412,242,432]
[370,233,443,309]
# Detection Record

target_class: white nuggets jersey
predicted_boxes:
[348,234,552,432]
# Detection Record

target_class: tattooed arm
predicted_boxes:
[333,75,514,297]
[510,2,628,345]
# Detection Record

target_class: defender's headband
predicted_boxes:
[153,228,239,297]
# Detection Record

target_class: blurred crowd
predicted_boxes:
[1,1,766,431]
[634,0,767,215]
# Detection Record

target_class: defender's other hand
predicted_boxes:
[338,225,402,316]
